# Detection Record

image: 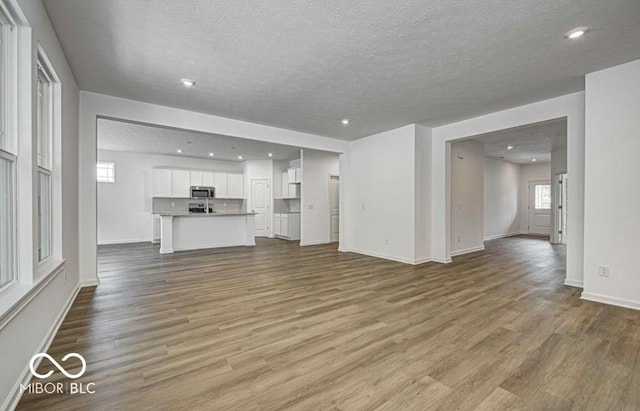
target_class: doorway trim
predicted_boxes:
[431,92,585,288]
[328,174,339,243]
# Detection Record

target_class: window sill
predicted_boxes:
[0,258,66,330]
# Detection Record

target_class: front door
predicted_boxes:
[329,176,339,242]
[529,181,551,236]
[251,179,269,237]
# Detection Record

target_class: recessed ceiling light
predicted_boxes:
[507,145,514,150]
[565,27,589,39]
[532,158,537,162]
[268,153,273,157]
[181,78,196,87]
[341,118,350,125]
[209,152,214,157]
[176,149,183,154]
[238,155,243,160]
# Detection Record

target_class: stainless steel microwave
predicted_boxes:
[190,186,215,198]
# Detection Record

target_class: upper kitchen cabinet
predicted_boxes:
[227,173,244,198]
[172,170,191,198]
[190,171,203,187]
[214,172,229,198]
[153,169,173,197]
[202,172,215,187]
[287,167,301,184]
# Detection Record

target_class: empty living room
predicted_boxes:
[1,0,640,410]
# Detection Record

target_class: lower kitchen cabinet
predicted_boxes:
[273,213,300,240]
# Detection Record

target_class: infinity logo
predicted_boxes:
[29,353,87,379]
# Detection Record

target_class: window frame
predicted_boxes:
[34,45,62,277]
[0,2,18,294]
[0,149,16,293]
[96,161,115,183]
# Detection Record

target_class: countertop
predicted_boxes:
[153,212,256,217]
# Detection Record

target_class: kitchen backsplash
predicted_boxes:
[152,197,245,213]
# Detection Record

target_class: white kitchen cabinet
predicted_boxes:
[153,169,173,197]
[190,171,203,187]
[214,172,228,198]
[172,170,191,198]
[287,167,301,184]
[227,173,244,198]
[202,172,214,187]
[274,212,300,240]
[273,213,282,236]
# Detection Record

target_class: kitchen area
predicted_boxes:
[96,118,340,256]
[151,170,256,253]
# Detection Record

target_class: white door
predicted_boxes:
[529,181,551,235]
[329,175,339,242]
[251,179,269,237]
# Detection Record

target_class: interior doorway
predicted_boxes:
[329,175,339,242]
[528,180,551,236]
[250,178,270,237]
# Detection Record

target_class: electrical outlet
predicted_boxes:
[171,202,175,207]
[457,235,461,243]
[385,239,389,245]
[361,204,365,211]
[308,204,314,210]
[598,265,610,278]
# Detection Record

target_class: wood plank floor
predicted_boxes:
[17,236,640,410]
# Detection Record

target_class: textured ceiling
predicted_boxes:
[97,119,302,161]
[472,118,567,164]
[44,0,640,140]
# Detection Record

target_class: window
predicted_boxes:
[36,57,53,262]
[97,161,115,183]
[0,153,15,290]
[0,5,16,290]
[535,184,551,210]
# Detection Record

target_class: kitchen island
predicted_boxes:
[154,212,256,254]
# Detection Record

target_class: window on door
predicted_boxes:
[534,184,551,209]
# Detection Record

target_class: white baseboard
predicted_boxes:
[563,279,583,288]
[338,247,350,253]
[450,245,485,257]
[431,257,452,264]
[4,283,81,411]
[299,240,331,246]
[484,232,519,241]
[413,256,432,265]
[80,278,100,287]
[347,248,431,265]
[97,238,151,245]
[581,292,640,311]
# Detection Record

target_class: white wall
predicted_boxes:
[300,149,339,246]
[346,125,417,263]
[414,125,432,262]
[518,162,551,233]
[582,59,640,309]
[1,0,80,408]
[450,140,484,255]
[96,150,242,244]
[484,157,520,240]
